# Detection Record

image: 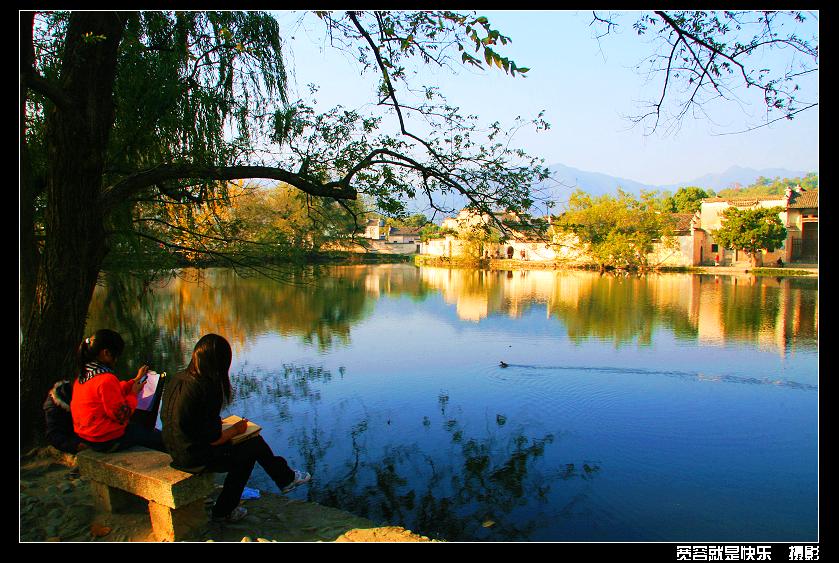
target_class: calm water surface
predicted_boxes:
[87,265,818,542]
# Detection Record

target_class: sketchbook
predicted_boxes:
[221,415,263,445]
[136,370,164,411]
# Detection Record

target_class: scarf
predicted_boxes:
[78,361,113,384]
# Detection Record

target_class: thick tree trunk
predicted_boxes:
[20,13,125,450]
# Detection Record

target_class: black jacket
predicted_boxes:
[160,370,225,470]
[43,380,83,454]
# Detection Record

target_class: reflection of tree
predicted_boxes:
[86,270,194,376]
[417,267,817,352]
[717,276,818,349]
[548,274,661,346]
[230,364,333,420]
[299,405,600,541]
[220,362,601,540]
[87,265,435,361]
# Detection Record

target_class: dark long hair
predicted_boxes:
[76,329,125,376]
[186,334,233,406]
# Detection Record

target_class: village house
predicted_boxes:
[360,219,422,254]
[421,208,557,261]
[646,213,701,268]
[692,186,818,266]
[419,185,817,268]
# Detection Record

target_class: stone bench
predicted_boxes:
[77,446,215,541]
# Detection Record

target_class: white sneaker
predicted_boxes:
[281,469,312,494]
[212,505,248,522]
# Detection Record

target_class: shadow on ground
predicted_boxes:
[20,447,433,542]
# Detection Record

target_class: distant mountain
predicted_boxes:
[534,163,653,201]
[663,165,811,193]
[536,163,811,204]
[417,163,813,219]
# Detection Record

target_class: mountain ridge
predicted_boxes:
[536,162,813,203]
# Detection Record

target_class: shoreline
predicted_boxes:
[20,446,435,543]
[413,255,818,277]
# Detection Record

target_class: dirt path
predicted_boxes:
[20,447,434,543]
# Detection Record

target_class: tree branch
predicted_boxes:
[102,163,357,210]
[21,11,75,112]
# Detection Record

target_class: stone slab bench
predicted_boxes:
[77,446,215,541]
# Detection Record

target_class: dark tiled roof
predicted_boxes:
[702,195,786,205]
[789,190,818,209]
[671,213,695,232]
[390,227,422,236]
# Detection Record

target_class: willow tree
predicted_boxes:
[19,10,549,448]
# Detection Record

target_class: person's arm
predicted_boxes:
[119,365,149,396]
[209,418,248,446]
[99,374,138,425]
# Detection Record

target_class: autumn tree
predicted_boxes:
[20,10,818,448]
[553,189,678,270]
[712,206,787,267]
[19,10,549,447]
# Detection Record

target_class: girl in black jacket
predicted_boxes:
[161,334,311,522]
[43,380,85,454]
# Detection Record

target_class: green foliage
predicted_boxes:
[661,186,710,213]
[716,172,818,198]
[553,189,678,270]
[109,11,287,171]
[457,224,502,260]
[26,10,550,267]
[712,206,787,265]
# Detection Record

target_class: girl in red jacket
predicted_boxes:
[71,329,165,452]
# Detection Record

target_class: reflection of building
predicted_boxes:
[415,266,816,355]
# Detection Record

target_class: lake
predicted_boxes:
[86,264,818,542]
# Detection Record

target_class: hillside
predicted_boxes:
[534,163,811,205]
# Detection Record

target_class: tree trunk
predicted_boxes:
[20,13,125,450]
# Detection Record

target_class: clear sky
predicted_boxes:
[273,10,819,187]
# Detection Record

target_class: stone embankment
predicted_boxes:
[20,447,434,542]
[416,254,818,277]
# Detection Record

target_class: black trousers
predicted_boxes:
[203,435,296,517]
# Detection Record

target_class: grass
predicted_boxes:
[750,267,816,276]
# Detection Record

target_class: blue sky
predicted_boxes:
[273,10,819,187]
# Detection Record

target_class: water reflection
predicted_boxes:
[219,363,602,541]
[291,386,594,541]
[420,268,817,353]
[87,266,817,368]
[500,363,818,391]
[82,264,817,541]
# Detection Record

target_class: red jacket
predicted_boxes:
[71,363,138,443]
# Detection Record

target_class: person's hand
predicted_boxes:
[233,418,249,435]
[132,365,149,394]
